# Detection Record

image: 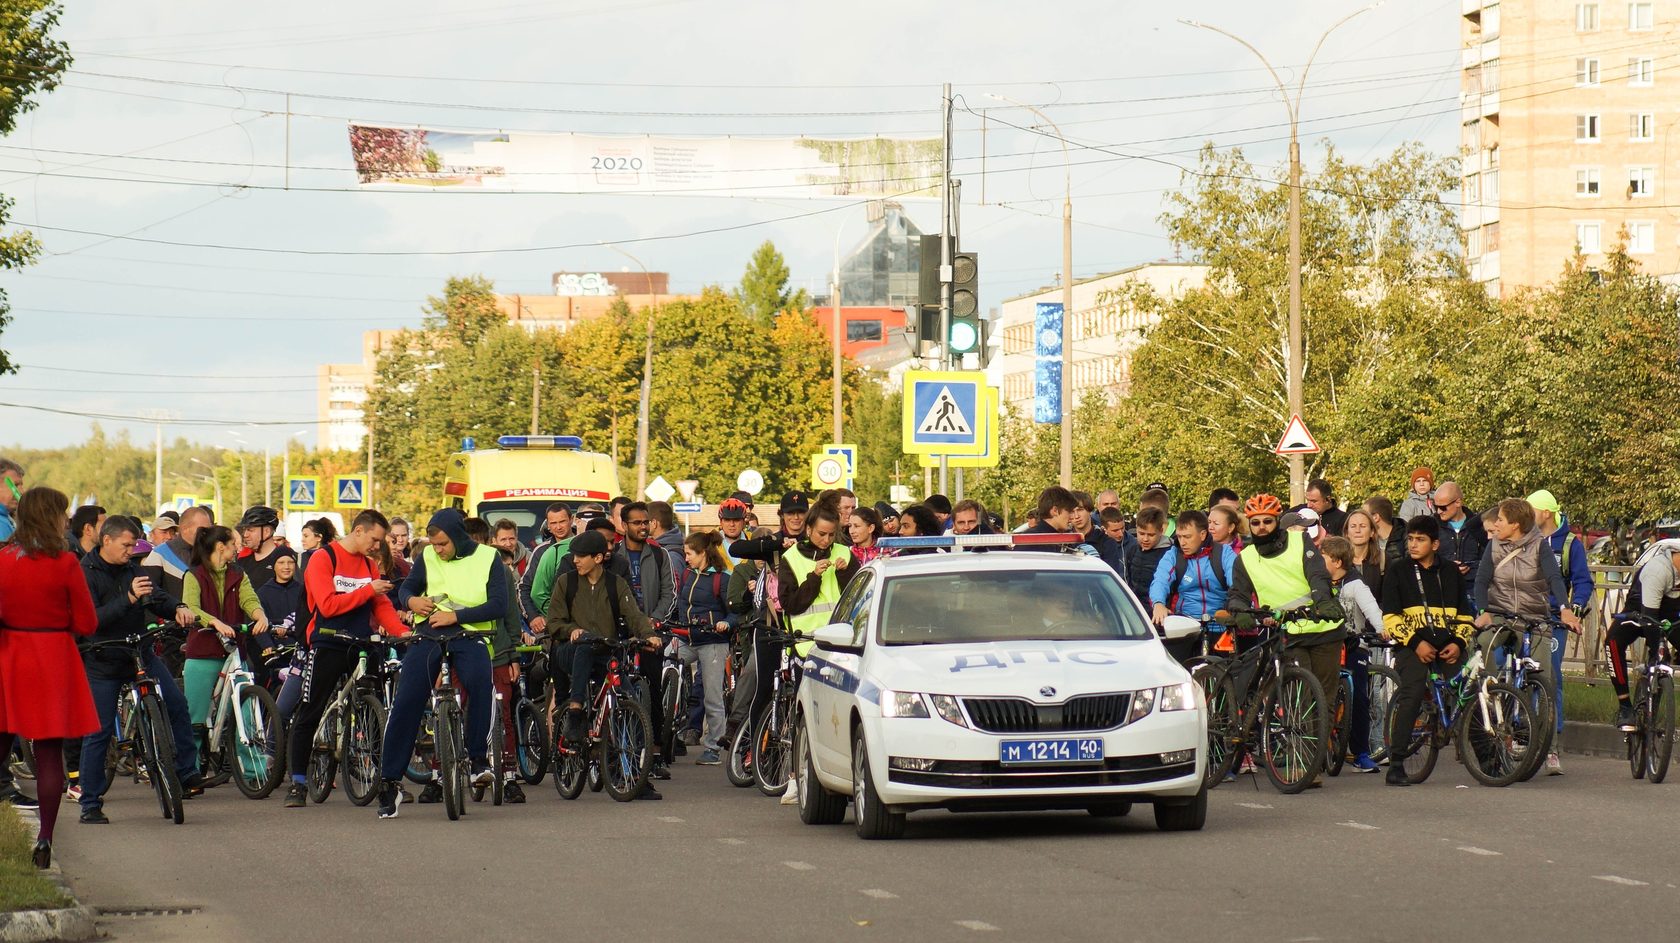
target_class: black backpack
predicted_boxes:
[1169,544,1228,607]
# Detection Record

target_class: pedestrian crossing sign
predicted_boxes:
[286,477,320,510]
[334,475,369,508]
[919,387,1001,469]
[902,370,987,456]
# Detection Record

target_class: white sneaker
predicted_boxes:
[780,780,799,806]
[1545,752,1563,776]
[65,784,82,802]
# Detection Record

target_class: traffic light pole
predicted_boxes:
[938,82,953,497]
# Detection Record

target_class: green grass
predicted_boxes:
[1564,677,1620,725]
[0,803,67,912]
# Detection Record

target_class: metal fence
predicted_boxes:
[1562,564,1636,677]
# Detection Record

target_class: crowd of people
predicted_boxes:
[0,452,1665,869]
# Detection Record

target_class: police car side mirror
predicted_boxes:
[813,623,861,655]
[1160,615,1202,641]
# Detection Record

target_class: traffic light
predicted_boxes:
[948,250,980,355]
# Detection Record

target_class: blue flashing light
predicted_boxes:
[874,533,1080,551]
[497,435,584,450]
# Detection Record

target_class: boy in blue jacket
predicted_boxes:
[1148,510,1235,664]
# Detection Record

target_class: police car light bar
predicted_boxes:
[497,435,583,450]
[875,532,1083,551]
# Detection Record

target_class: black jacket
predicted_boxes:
[81,551,187,679]
[1436,512,1489,600]
[1124,543,1169,605]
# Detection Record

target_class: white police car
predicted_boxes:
[792,533,1207,840]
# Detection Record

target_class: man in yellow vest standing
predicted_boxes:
[377,508,505,819]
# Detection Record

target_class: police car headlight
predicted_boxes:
[1128,687,1156,723]
[1158,682,1197,712]
[880,690,931,718]
[928,694,967,728]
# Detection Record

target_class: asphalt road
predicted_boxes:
[51,751,1680,943]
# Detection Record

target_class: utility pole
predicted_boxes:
[530,355,541,435]
[604,243,657,498]
[831,232,845,446]
[939,81,954,497]
[153,421,162,512]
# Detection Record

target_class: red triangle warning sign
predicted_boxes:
[1275,414,1321,455]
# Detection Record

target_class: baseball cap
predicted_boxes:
[1528,490,1562,515]
[778,491,810,515]
[729,490,755,508]
[1144,481,1169,495]
[148,516,178,532]
[575,503,606,520]
[1293,507,1322,539]
[718,498,748,521]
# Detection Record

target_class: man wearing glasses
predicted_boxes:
[1431,481,1488,607]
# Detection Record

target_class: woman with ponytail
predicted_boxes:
[675,530,740,766]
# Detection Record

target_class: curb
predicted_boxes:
[0,808,96,943]
[1560,720,1629,759]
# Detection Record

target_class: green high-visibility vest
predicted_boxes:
[783,543,853,656]
[420,544,498,636]
[1238,531,1339,635]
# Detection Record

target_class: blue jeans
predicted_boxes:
[79,654,199,813]
[1549,630,1566,733]
[379,635,493,782]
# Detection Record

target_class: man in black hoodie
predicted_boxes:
[1380,515,1475,787]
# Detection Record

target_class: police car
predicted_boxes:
[792,533,1207,840]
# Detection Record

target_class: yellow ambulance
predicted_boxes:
[441,435,620,544]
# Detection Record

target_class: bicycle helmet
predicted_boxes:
[1243,493,1284,519]
[237,505,280,531]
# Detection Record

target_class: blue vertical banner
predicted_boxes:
[1034,302,1063,424]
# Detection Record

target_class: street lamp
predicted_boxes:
[986,92,1073,488]
[1182,3,1381,504]
[280,430,308,514]
[831,213,856,446]
[602,242,659,499]
[188,463,223,515]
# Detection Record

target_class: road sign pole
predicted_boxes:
[939,81,954,497]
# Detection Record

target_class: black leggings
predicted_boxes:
[1607,614,1680,698]
[286,643,359,780]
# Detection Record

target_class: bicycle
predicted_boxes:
[1384,642,1547,787]
[1323,635,1401,776]
[511,644,550,786]
[1478,608,1564,782]
[1191,608,1329,794]
[199,623,285,799]
[1615,614,1676,783]
[82,623,187,824]
[744,625,809,798]
[398,629,476,820]
[652,621,695,763]
[305,636,395,807]
[553,636,656,803]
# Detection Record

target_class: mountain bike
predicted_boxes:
[553,636,655,803]
[1478,609,1563,783]
[1384,644,1547,787]
[1616,614,1676,783]
[83,623,187,824]
[199,624,285,799]
[653,622,695,763]
[511,644,550,785]
[751,626,811,797]
[1193,609,1329,794]
[305,637,393,807]
[1324,635,1401,776]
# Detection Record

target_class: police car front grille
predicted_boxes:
[888,756,1195,790]
[961,693,1131,733]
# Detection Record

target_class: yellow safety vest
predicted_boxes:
[783,543,853,656]
[420,544,498,636]
[1238,531,1339,636]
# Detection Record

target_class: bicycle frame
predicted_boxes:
[206,630,262,754]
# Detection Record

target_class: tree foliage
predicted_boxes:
[733,240,810,324]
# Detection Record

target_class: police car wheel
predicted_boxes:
[1154,789,1207,832]
[796,717,846,826]
[851,728,904,840]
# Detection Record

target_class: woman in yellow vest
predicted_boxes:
[775,507,857,656]
[1225,494,1347,706]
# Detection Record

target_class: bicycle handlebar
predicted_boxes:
[1481,608,1566,629]
[83,622,185,651]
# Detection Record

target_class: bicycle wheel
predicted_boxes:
[1630,678,1650,780]
[405,707,435,785]
[515,699,549,785]
[554,707,587,799]
[1385,696,1439,784]
[1326,676,1352,777]
[603,695,653,802]
[1364,664,1400,764]
[307,705,339,804]
[726,720,754,788]
[753,696,792,797]
[6,738,33,781]
[227,684,284,799]
[487,696,505,806]
[343,694,386,807]
[1457,680,1543,787]
[1260,665,1328,794]
[1514,678,1554,783]
[435,700,464,821]
[139,693,184,825]
[1648,674,1674,784]
[660,665,684,761]
[1192,662,1240,790]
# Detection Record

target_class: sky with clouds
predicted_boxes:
[0,0,1461,451]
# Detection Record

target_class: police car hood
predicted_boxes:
[868,639,1186,698]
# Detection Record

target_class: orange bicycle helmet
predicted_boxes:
[1243,493,1284,519]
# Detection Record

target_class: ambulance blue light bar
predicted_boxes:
[875,533,1082,551]
[497,435,583,450]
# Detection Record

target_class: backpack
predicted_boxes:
[564,569,626,638]
[1169,543,1228,608]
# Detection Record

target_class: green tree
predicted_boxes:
[0,0,72,375]
[733,240,810,324]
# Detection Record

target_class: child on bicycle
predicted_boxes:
[1320,536,1385,773]
[1381,515,1475,787]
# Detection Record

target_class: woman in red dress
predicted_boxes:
[0,487,99,869]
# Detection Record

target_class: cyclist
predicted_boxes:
[1226,493,1346,764]
[181,524,271,766]
[1380,515,1475,787]
[76,517,203,823]
[1148,510,1233,664]
[285,510,407,810]
[542,529,661,799]
[234,506,293,592]
[381,509,505,816]
[1606,539,1680,731]
[674,531,739,766]
[717,498,752,565]
[467,517,529,803]
[1470,498,1580,774]
[776,505,855,804]
[617,503,675,774]
[1319,536,1385,773]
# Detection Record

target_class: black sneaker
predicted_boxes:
[377,780,402,819]
[504,780,527,804]
[0,784,38,809]
[635,783,663,800]
[181,772,205,798]
[418,781,443,804]
[650,762,671,781]
[79,808,109,825]
[283,783,307,808]
[1616,703,1638,732]
[562,709,586,745]
[1385,766,1411,787]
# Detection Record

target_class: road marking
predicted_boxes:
[783,861,817,871]
[657,816,685,823]
[955,920,999,932]
[1457,846,1502,856]
[717,838,746,845]
[1338,821,1380,830]
[861,889,898,899]
[1593,875,1649,887]
[1236,802,1273,810]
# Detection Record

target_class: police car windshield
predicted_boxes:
[877,570,1151,645]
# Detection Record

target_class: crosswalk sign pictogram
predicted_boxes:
[1274,414,1321,455]
[334,475,369,508]
[902,370,987,456]
[287,477,319,510]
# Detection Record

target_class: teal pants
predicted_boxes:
[184,657,222,728]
